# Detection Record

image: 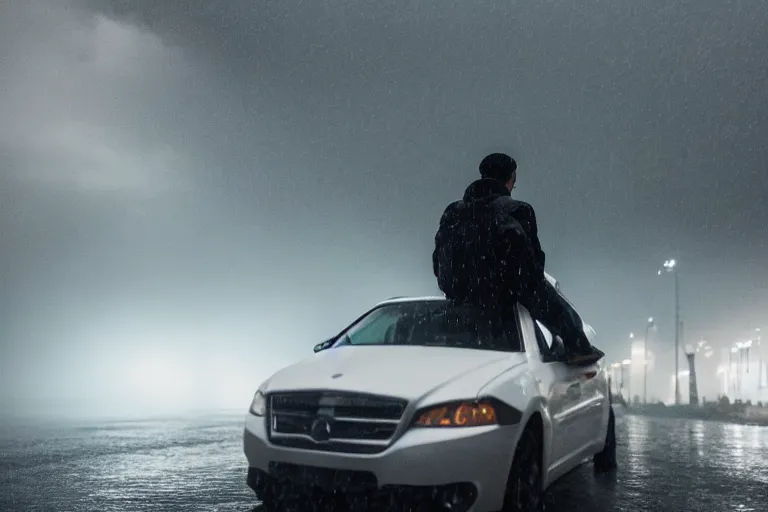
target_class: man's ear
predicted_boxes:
[506,171,517,191]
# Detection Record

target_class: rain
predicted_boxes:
[1,1,767,511]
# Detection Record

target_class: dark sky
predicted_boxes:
[2,0,767,416]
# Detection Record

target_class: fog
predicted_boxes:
[2,0,767,418]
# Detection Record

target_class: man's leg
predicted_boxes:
[518,277,603,365]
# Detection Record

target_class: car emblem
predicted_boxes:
[331,373,343,379]
[310,417,332,443]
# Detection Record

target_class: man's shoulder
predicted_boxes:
[437,200,467,227]
[493,197,536,216]
[440,199,464,217]
[508,197,535,210]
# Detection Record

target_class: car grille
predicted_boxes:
[268,392,407,454]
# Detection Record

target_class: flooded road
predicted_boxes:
[1,412,766,511]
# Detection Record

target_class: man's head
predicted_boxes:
[479,153,517,191]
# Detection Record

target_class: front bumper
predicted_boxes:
[243,413,518,512]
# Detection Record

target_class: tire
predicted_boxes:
[593,406,617,472]
[257,480,287,511]
[261,484,346,512]
[502,422,544,511]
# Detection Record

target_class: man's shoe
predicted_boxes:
[566,346,605,366]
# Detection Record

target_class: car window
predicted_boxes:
[342,307,402,345]
[336,301,522,352]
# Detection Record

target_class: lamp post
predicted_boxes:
[610,362,620,398]
[622,359,632,404]
[658,259,680,405]
[757,328,763,390]
[629,332,635,404]
[733,339,754,401]
[644,317,655,404]
[730,346,739,399]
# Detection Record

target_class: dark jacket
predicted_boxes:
[432,179,591,347]
[432,179,545,303]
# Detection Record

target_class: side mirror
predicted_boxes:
[313,338,334,353]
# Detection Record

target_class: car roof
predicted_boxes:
[376,295,447,306]
[376,272,558,306]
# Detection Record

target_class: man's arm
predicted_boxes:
[432,203,457,278]
[432,239,440,278]
[516,202,546,270]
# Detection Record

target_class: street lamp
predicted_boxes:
[756,328,763,390]
[610,362,621,397]
[658,258,681,405]
[733,339,753,401]
[628,332,635,402]
[644,317,655,404]
[730,346,739,398]
[622,359,632,404]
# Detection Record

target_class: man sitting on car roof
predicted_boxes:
[432,152,603,366]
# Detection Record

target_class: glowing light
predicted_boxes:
[415,402,498,427]
[659,259,677,274]
[622,359,631,365]
[648,317,654,324]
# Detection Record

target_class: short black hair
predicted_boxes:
[479,153,517,183]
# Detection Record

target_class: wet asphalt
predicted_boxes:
[1,411,766,511]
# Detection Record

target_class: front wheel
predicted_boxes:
[502,423,544,511]
[593,406,617,472]
[256,479,297,511]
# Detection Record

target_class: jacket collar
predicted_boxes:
[462,179,511,201]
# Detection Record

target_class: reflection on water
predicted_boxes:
[0,413,766,511]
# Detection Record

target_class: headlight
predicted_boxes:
[412,398,522,427]
[249,390,266,416]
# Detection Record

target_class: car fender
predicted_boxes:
[520,394,555,482]
[477,368,555,480]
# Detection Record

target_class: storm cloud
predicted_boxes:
[2,0,767,416]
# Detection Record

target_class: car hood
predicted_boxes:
[261,345,527,402]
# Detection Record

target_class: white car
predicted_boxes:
[243,286,616,511]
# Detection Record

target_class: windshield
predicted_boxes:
[333,301,522,352]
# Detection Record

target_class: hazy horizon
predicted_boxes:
[2,0,767,418]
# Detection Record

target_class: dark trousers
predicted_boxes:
[517,276,589,351]
[444,275,588,352]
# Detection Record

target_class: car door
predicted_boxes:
[543,287,606,453]
[577,361,608,448]
[532,320,597,467]
[575,322,608,448]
